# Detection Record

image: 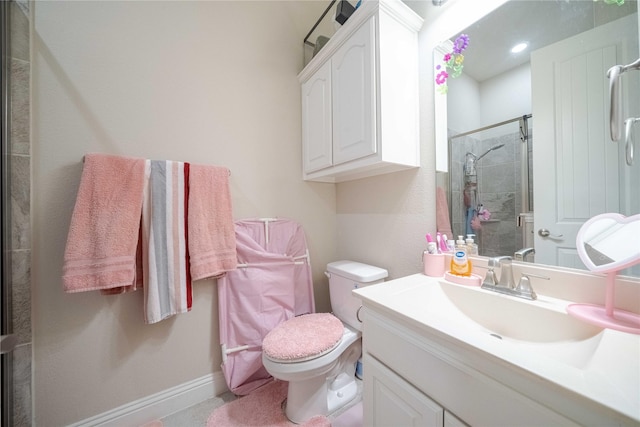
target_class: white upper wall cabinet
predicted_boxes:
[299,0,423,183]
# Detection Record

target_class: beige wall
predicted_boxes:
[31,1,335,425]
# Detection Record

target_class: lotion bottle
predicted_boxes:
[450,236,472,276]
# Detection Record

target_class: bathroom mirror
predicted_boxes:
[433,0,640,277]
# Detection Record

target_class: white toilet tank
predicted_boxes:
[326,261,388,330]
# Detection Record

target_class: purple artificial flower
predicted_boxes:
[453,33,469,54]
[435,70,448,85]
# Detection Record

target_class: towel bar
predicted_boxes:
[81,155,231,176]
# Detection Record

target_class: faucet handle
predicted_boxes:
[515,273,550,300]
[482,268,498,287]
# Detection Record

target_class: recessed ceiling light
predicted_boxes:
[511,42,528,53]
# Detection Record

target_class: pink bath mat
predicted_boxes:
[206,380,331,427]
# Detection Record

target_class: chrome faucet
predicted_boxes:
[481,256,549,300]
[514,247,535,261]
[493,256,516,289]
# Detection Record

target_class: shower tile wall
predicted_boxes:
[449,125,533,258]
[10,0,32,426]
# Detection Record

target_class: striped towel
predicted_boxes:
[142,160,192,324]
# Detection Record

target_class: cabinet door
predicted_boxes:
[331,16,376,166]
[445,411,470,427]
[302,60,333,173]
[364,354,444,427]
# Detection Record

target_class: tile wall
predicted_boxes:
[9,0,32,425]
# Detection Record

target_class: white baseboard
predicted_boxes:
[70,371,229,427]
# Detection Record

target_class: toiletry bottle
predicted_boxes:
[450,236,472,276]
[446,239,456,253]
[426,233,437,254]
[426,241,437,255]
[466,234,478,255]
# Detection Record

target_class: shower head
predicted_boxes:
[463,152,478,176]
[464,143,505,177]
[476,143,505,162]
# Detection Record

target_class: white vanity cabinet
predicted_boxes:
[356,274,640,426]
[361,308,579,427]
[299,0,422,182]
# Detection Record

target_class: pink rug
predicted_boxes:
[206,380,331,427]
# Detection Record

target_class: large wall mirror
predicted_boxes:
[432,0,640,278]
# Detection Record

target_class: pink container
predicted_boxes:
[444,271,482,286]
[423,252,445,277]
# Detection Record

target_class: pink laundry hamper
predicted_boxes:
[217,218,315,395]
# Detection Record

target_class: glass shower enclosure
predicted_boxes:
[448,115,533,258]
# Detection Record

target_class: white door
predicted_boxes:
[331,16,376,166]
[532,14,638,268]
[301,60,333,173]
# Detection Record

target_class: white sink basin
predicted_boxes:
[437,279,607,371]
[437,279,602,342]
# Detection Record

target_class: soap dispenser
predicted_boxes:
[466,234,478,255]
[450,236,472,276]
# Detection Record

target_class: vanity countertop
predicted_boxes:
[354,273,640,425]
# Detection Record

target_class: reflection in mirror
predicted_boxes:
[434,0,640,277]
[447,115,533,260]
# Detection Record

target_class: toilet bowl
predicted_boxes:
[262,260,388,424]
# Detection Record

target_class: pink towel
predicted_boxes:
[436,186,453,237]
[188,164,236,280]
[100,232,143,295]
[62,154,146,292]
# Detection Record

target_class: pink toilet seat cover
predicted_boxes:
[263,313,343,362]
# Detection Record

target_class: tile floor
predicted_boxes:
[160,380,363,426]
[161,390,237,426]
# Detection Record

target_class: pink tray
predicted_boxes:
[444,272,482,287]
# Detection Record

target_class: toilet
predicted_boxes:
[262,260,388,424]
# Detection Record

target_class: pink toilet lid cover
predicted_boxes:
[262,313,343,362]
